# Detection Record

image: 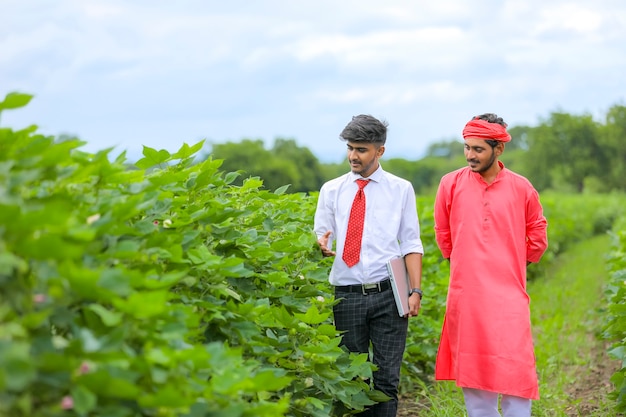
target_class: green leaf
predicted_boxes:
[187,245,223,266]
[171,141,204,160]
[88,303,123,327]
[138,384,193,407]
[71,385,97,414]
[316,324,339,337]
[259,271,291,286]
[0,341,36,391]
[274,184,291,195]
[249,369,292,391]
[0,252,28,275]
[242,177,263,190]
[79,370,141,400]
[220,257,254,277]
[17,233,85,260]
[0,92,33,112]
[134,146,171,168]
[224,171,240,184]
[294,305,331,325]
[79,328,103,352]
[609,346,626,361]
[113,290,169,319]
[146,348,172,366]
[142,271,187,290]
[98,269,133,296]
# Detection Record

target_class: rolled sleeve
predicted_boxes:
[313,186,336,241]
[399,185,424,255]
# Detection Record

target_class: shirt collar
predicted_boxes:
[348,164,384,184]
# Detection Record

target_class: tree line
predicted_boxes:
[207,104,626,195]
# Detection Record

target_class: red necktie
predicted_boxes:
[343,179,369,267]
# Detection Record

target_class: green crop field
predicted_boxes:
[1,92,625,416]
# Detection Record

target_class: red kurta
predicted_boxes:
[434,162,548,400]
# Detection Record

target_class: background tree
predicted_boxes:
[209,138,325,192]
[524,112,606,192]
[207,103,625,194]
[209,138,268,178]
[507,125,532,151]
[273,138,325,192]
[598,104,626,192]
[424,139,463,159]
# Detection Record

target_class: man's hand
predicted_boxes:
[317,231,336,257]
[408,293,421,317]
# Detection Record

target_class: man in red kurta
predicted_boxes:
[434,114,548,417]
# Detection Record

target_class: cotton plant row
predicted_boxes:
[604,215,626,412]
[0,92,379,417]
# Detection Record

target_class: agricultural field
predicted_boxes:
[1,93,625,416]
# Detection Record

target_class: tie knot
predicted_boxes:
[356,179,369,190]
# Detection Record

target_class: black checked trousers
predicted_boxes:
[333,286,408,417]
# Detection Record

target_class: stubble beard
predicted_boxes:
[351,160,376,177]
[469,150,497,174]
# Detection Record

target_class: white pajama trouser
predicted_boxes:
[462,388,532,417]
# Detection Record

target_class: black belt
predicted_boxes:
[335,278,391,295]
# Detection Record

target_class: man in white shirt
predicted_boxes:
[314,114,424,417]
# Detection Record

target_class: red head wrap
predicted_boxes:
[462,118,511,142]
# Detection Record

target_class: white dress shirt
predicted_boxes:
[314,165,424,286]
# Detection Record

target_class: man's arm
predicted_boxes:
[405,252,423,317]
[526,189,548,263]
[434,180,453,259]
[313,185,337,257]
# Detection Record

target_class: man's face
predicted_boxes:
[464,138,502,174]
[346,141,385,177]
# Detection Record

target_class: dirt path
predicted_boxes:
[397,394,425,416]
[561,338,621,416]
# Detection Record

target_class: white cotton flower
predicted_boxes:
[86,214,101,225]
[316,296,325,302]
[163,219,172,228]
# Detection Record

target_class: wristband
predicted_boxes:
[410,288,423,299]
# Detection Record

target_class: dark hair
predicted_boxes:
[339,114,388,145]
[474,113,507,148]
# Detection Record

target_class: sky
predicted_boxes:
[2,0,625,163]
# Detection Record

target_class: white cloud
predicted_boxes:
[535,4,603,34]
[1,0,625,163]
[288,26,469,71]
[312,80,473,107]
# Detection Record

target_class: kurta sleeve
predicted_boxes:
[525,188,548,263]
[434,177,453,259]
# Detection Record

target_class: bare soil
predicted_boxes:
[561,340,621,417]
[397,394,428,416]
